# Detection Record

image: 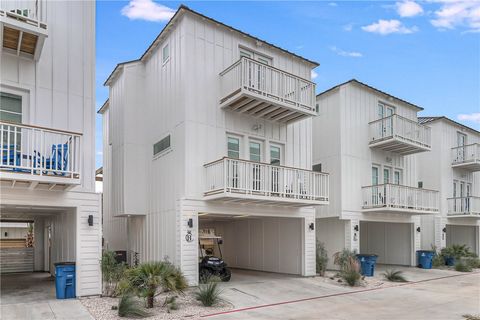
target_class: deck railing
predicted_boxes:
[362,183,439,212]
[0,121,81,179]
[0,0,45,28]
[205,157,329,202]
[451,143,480,165]
[369,114,431,148]
[447,196,480,216]
[220,57,316,113]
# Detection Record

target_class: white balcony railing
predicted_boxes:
[369,115,431,153]
[447,197,480,217]
[220,57,316,117]
[204,157,329,204]
[0,0,46,28]
[451,143,480,167]
[0,121,81,180]
[362,184,439,213]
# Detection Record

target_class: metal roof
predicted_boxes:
[317,79,423,111]
[104,5,319,86]
[97,99,109,114]
[418,116,480,134]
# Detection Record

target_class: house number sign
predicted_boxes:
[185,230,193,242]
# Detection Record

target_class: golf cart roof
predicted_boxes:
[199,235,222,239]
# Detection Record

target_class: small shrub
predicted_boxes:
[340,256,361,287]
[455,261,472,272]
[163,296,179,313]
[101,250,127,297]
[464,257,480,269]
[196,281,224,307]
[316,241,329,276]
[441,244,475,260]
[383,269,407,282]
[463,314,480,320]
[118,294,149,318]
[333,249,357,272]
[342,269,361,286]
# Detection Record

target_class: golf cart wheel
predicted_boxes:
[221,268,231,282]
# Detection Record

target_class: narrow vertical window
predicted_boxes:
[162,43,170,64]
[270,145,281,166]
[249,142,261,162]
[227,137,240,159]
[0,92,22,123]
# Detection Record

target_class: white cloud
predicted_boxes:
[330,46,363,57]
[328,2,338,7]
[343,23,353,31]
[458,113,480,124]
[96,151,103,156]
[396,1,424,17]
[362,19,419,35]
[430,1,480,32]
[311,70,318,80]
[121,0,175,22]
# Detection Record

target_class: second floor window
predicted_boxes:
[249,141,261,162]
[162,44,170,64]
[153,135,171,156]
[227,137,239,159]
[270,145,281,166]
[0,92,22,124]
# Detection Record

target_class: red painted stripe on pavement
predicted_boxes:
[201,271,480,318]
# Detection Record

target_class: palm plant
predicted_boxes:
[316,241,329,276]
[383,269,407,282]
[118,294,149,318]
[101,251,126,297]
[125,261,187,308]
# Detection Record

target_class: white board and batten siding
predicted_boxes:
[0,1,100,296]
[102,7,319,283]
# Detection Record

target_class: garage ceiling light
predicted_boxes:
[233,214,249,218]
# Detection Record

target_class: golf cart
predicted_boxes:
[198,230,231,282]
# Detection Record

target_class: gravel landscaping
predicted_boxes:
[80,288,233,320]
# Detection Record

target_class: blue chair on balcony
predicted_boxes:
[1,144,21,171]
[44,144,69,176]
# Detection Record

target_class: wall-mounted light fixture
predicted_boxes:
[354,225,359,232]
[416,227,421,233]
[187,218,193,228]
[309,223,314,231]
[88,215,93,226]
[442,227,447,233]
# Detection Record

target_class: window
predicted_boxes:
[418,181,423,189]
[316,104,319,114]
[162,44,170,64]
[270,145,281,166]
[394,170,402,185]
[153,135,171,156]
[0,92,22,123]
[249,141,261,162]
[227,137,240,159]
[372,166,379,185]
[239,49,252,59]
[312,163,322,172]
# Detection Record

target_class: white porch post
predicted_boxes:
[413,216,421,267]
[345,218,360,253]
[303,214,316,276]
[435,216,447,251]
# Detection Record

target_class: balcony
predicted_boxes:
[204,157,329,207]
[219,57,317,124]
[0,0,48,60]
[451,144,480,172]
[0,121,81,190]
[362,184,439,215]
[369,115,431,155]
[447,197,480,218]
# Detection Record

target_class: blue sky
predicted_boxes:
[95,0,480,168]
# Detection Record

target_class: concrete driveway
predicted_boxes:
[0,273,93,320]
[205,267,480,319]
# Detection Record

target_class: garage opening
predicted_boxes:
[0,205,76,304]
[360,221,412,266]
[198,214,303,281]
[447,225,478,254]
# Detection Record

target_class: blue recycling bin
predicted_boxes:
[416,250,435,269]
[55,262,76,299]
[356,254,378,277]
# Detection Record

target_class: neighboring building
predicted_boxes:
[313,80,439,268]
[0,1,101,295]
[101,5,329,285]
[417,117,480,255]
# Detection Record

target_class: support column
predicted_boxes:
[435,216,447,251]
[345,218,360,252]
[303,215,316,276]
[178,207,198,286]
[413,217,421,267]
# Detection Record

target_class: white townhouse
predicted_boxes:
[313,80,439,268]
[0,0,101,296]
[417,117,480,255]
[101,5,329,285]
